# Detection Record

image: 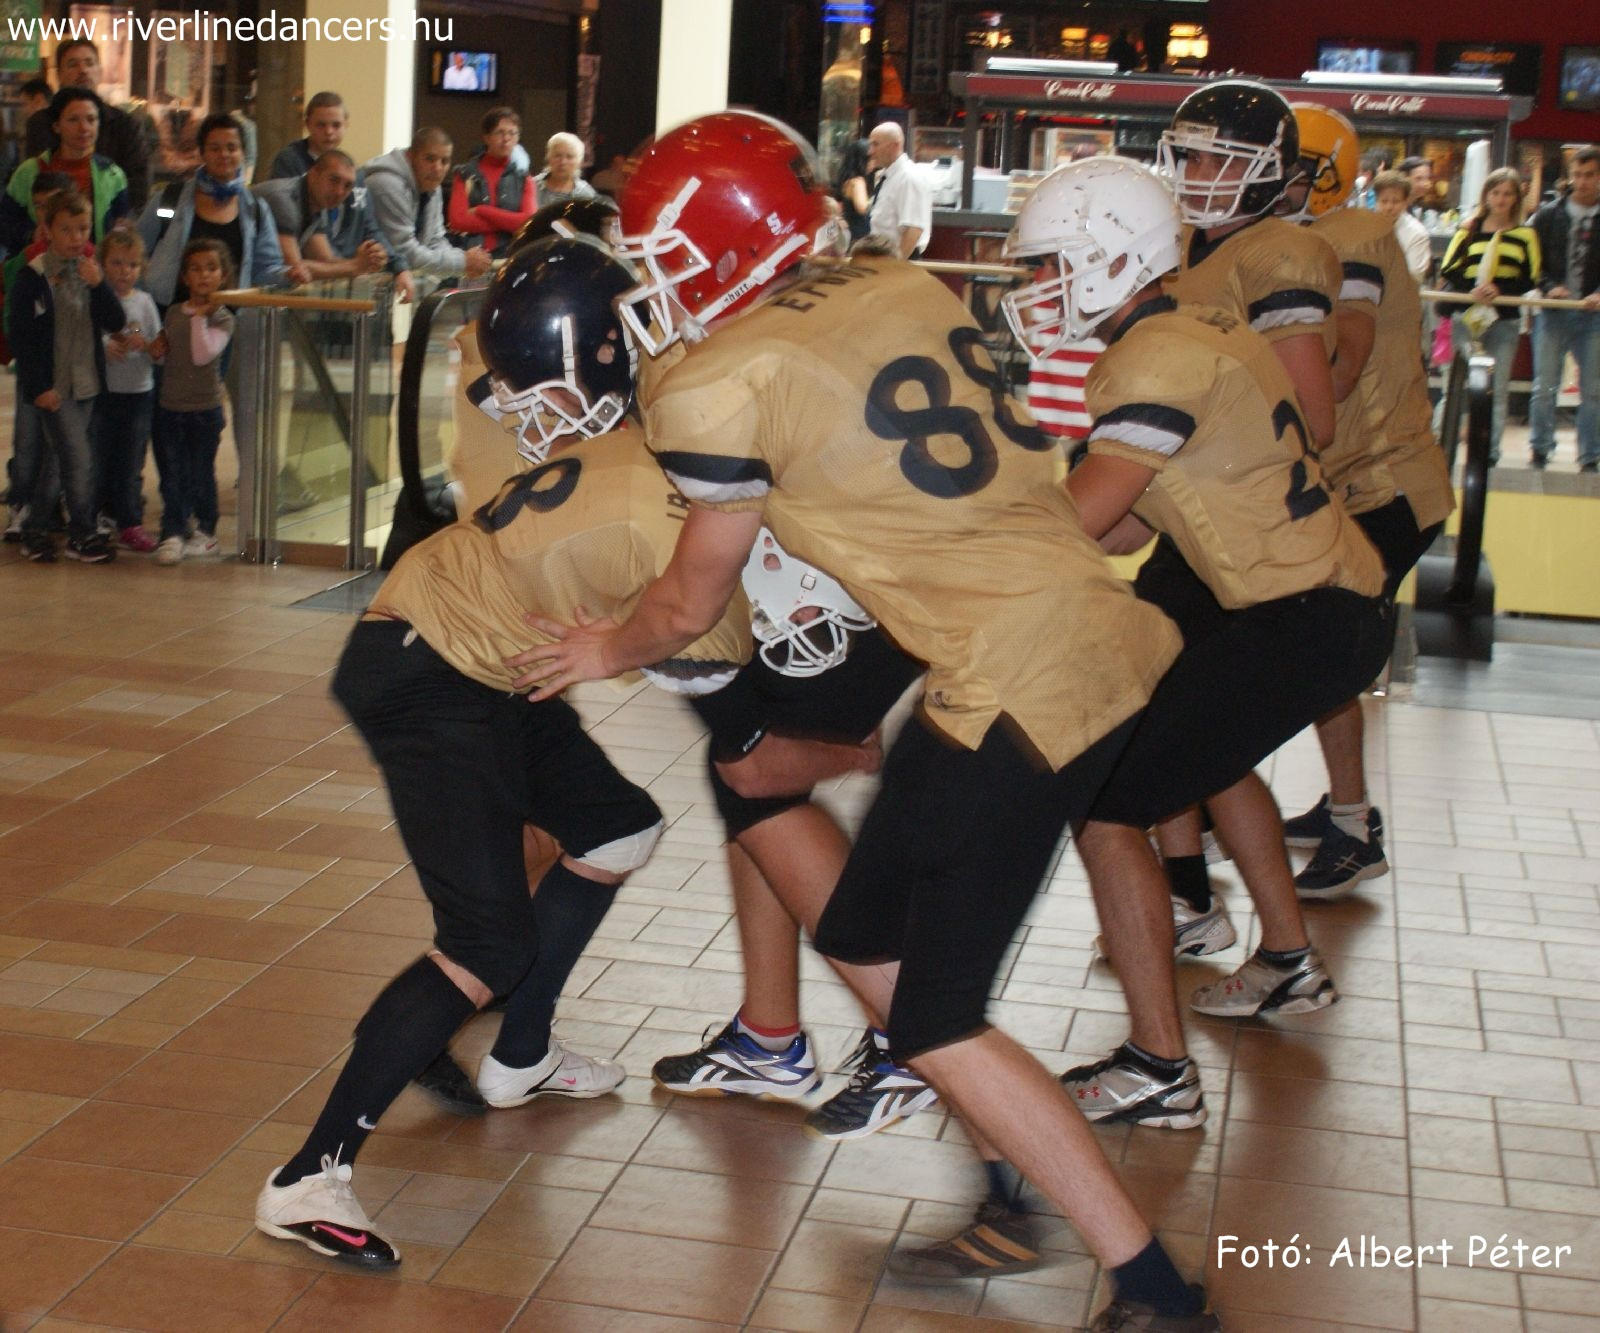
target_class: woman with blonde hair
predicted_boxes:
[1438,166,1542,464]
[534,131,597,209]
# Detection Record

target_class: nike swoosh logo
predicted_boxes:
[314,1222,369,1247]
[357,1114,377,1129]
[557,1076,578,1086]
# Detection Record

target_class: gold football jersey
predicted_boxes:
[1312,208,1455,529]
[1085,302,1384,609]
[448,323,530,519]
[370,426,751,694]
[644,255,1181,771]
[1166,217,1341,355]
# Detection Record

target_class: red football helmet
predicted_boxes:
[617,111,838,353]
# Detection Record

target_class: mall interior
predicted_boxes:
[0,0,1598,1329]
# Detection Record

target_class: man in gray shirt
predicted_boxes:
[1530,146,1600,470]
[364,128,492,283]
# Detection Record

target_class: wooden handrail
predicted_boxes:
[1421,289,1595,311]
[220,288,378,313]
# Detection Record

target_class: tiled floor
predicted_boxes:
[4,398,1600,1330]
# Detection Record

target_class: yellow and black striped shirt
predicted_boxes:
[1439,223,1541,320]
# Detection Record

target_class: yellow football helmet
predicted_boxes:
[1288,103,1358,218]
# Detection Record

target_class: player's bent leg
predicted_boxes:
[1192,773,1339,1019]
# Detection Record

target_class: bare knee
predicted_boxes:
[427,950,495,1009]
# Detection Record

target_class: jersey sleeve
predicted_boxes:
[645,358,771,513]
[1239,228,1340,344]
[1083,331,1208,470]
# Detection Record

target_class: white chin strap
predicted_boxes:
[486,315,634,463]
[741,528,874,678]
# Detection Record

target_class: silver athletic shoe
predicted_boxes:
[1059,1043,1207,1129]
[1189,947,1339,1018]
[1096,896,1236,962]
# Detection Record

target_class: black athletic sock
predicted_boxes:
[982,1159,1029,1213]
[1123,1040,1190,1078]
[490,862,619,1069]
[1112,1237,1203,1316]
[1164,854,1211,914]
[275,956,476,1187]
[1257,944,1311,968]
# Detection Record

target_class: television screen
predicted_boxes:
[1316,39,1415,76]
[1435,42,1540,97]
[1561,46,1600,111]
[431,49,498,95]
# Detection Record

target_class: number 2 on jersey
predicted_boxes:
[1272,400,1330,521]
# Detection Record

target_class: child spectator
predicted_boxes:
[96,228,160,552]
[2,170,75,542]
[1372,168,1432,283]
[7,188,124,563]
[151,238,234,565]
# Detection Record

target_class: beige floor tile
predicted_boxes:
[540,1227,774,1323]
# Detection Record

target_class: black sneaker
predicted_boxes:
[1530,453,1549,470]
[65,533,115,564]
[885,1199,1040,1283]
[1282,794,1383,850]
[22,532,56,563]
[803,1029,938,1141]
[1294,815,1388,900]
[413,1048,487,1115]
[1087,1284,1219,1331]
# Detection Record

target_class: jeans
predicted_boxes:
[1529,307,1600,465]
[7,401,53,512]
[152,404,225,540]
[94,389,155,529]
[18,396,96,540]
[1450,312,1521,463]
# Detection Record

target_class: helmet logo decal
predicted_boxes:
[765,211,785,235]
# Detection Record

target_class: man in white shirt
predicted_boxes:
[1373,169,1431,282]
[866,122,931,258]
[442,53,479,91]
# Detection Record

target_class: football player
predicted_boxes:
[512,112,1219,1332]
[255,237,715,1268]
[1002,158,1387,1134]
[1149,79,1345,941]
[1277,103,1455,898]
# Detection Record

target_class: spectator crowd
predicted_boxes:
[2,39,603,566]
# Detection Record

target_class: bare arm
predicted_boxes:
[1065,453,1159,541]
[897,225,923,260]
[842,177,869,215]
[1272,331,1336,450]
[1330,307,1376,404]
[508,505,764,700]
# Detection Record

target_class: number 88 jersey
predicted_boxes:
[1084,301,1384,609]
[644,254,1180,772]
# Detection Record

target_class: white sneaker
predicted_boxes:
[154,535,184,566]
[255,1155,399,1267]
[476,1038,625,1107]
[182,530,221,559]
[1097,896,1237,962]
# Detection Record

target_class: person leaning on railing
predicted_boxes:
[364,127,493,282]
[1437,167,1542,467]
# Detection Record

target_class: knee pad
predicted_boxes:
[573,819,664,875]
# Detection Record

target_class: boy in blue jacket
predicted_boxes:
[8,189,125,563]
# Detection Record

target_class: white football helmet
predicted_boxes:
[1002,157,1181,362]
[741,528,874,678]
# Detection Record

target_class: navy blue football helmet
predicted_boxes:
[475,235,639,462]
[507,195,623,258]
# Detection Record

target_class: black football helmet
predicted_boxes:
[476,235,639,462]
[506,196,622,258]
[1157,80,1299,227]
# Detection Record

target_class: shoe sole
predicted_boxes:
[885,1254,1042,1284]
[652,1074,820,1101]
[803,1088,940,1141]
[256,1220,400,1268]
[482,1076,625,1108]
[1295,857,1390,901]
[413,1079,487,1117]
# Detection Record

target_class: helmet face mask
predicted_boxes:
[487,315,636,463]
[1156,81,1298,228]
[617,111,833,354]
[741,528,875,678]
[1002,157,1182,363]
